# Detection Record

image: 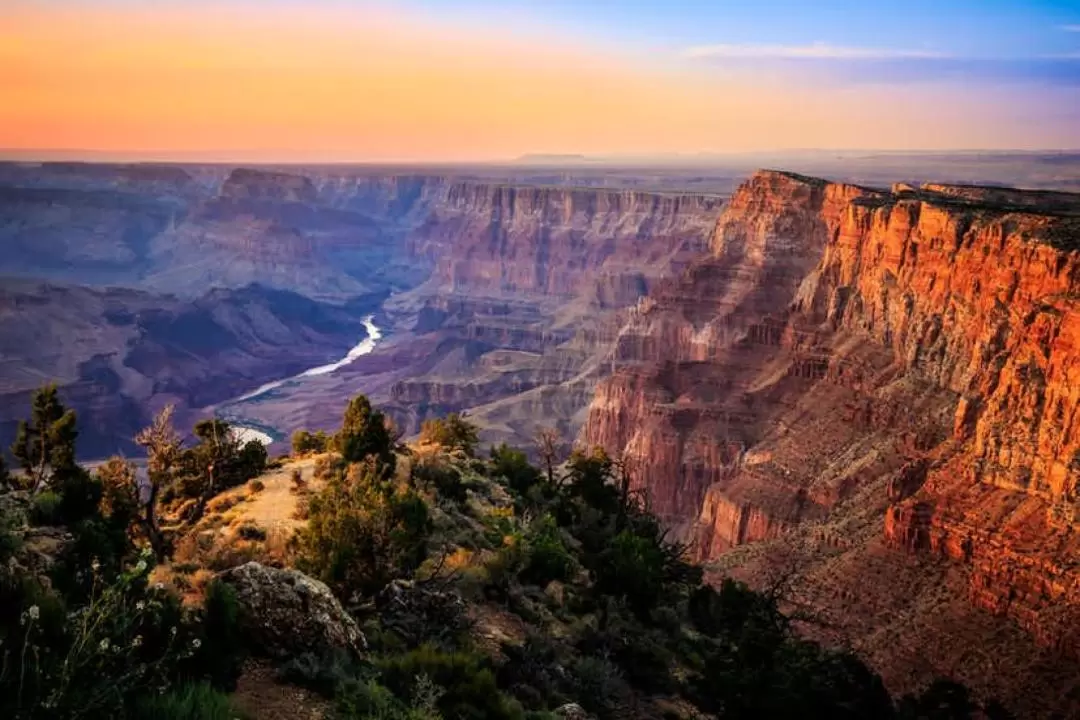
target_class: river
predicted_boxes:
[226,314,382,445]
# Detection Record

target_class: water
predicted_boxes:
[225,315,382,444]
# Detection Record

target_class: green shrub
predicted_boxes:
[237,523,267,542]
[378,645,523,720]
[418,414,479,458]
[197,580,246,690]
[134,682,236,720]
[336,675,444,720]
[238,441,268,481]
[489,445,541,499]
[520,516,574,588]
[567,655,632,720]
[295,458,430,600]
[336,396,397,472]
[278,647,362,698]
[292,429,330,456]
[29,490,62,525]
[412,461,467,504]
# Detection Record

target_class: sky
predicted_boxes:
[2,0,1079,162]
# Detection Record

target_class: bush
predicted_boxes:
[291,468,307,492]
[419,414,479,458]
[489,445,541,499]
[520,516,574,588]
[294,458,430,601]
[292,429,330,456]
[277,647,363,698]
[29,490,62,525]
[412,461,467,504]
[197,580,246,690]
[336,396,397,471]
[238,440,268,481]
[247,478,265,493]
[378,645,523,720]
[134,682,236,720]
[566,655,632,720]
[1,552,198,719]
[337,675,444,720]
[237,522,268,542]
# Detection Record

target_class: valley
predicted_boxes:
[1,156,1078,715]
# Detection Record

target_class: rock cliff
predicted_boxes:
[582,170,1080,709]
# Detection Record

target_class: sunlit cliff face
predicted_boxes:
[2,1,1078,161]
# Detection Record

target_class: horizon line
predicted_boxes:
[4,147,1080,166]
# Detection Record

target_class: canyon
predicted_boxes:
[583,171,1080,715]
[1,158,1079,715]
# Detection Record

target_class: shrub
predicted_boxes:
[520,516,574,588]
[29,490,62,525]
[337,675,444,720]
[196,580,246,690]
[247,478,265,493]
[237,440,268,482]
[418,414,479,458]
[489,445,541,499]
[336,396,396,471]
[134,682,236,720]
[566,655,633,720]
[237,523,268,542]
[1,551,200,719]
[412,460,467,504]
[292,429,330,456]
[294,458,430,601]
[291,468,307,492]
[277,647,362,698]
[378,644,523,720]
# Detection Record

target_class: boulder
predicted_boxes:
[217,561,366,659]
[554,703,590,720]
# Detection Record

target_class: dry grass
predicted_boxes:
[157,457,321,604]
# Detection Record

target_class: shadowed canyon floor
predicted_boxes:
[1,158,1079,715]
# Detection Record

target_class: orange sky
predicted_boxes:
[2,2,1075,161]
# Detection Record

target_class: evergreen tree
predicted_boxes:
[10,384,78,493]
[336,395,396,471]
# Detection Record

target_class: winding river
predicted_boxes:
[226,315,382,445]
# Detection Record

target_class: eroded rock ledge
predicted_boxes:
[583,170,1080,662]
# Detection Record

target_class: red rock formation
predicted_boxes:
[582,170,1080,702]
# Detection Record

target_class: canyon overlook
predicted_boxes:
[2,161,1079,714]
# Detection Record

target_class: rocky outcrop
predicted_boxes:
[217,562,366,660]
[409,183,722,302]
[220,168,318,204]
[582,170,1080,702]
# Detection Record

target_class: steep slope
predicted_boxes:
[582,171,1080,713]
[226,184,723,449]
[0,280,383,457]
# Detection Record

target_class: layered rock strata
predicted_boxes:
[582,171,1080,705]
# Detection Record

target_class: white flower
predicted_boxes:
[135,601,146,611]
[27,605,40,621]
[133,560,148,574]
[99,639,110,652]
[154,582,165,592]
[132,636,142,648]
[169,626,177,636]
[191,638,201,649]
[90,559,101,572]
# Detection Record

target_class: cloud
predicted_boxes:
[1062,25,1080,32]
[681,42,950,60]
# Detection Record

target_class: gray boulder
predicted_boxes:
[218,561,366,659]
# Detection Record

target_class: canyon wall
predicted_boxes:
[582,170,1080,710]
